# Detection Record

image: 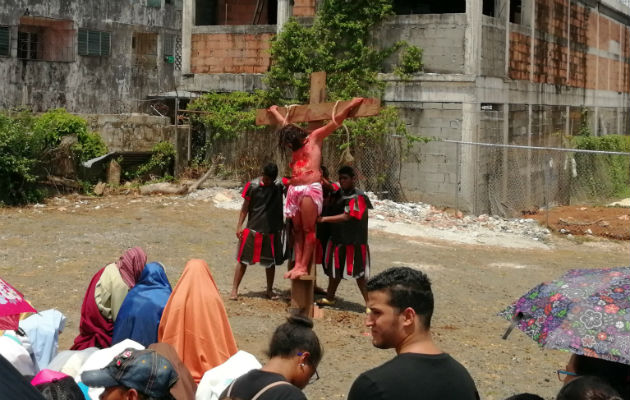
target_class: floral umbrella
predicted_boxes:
[499,266,630,365]
[0,277,37,330]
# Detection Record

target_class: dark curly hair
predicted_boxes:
[267,314,323,367]
[367,266,434,329]
[277,124,309,151]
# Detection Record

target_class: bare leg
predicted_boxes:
[356,276,368,303]
[230,262,247,300]
[325,276,342,302]
[285,212,304,279]
[265,266,279,300]
[285,196,317,279]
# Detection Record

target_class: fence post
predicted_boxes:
[544,150,550,228]
[456,141,461,212]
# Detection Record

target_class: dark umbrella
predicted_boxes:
[500,266,630,365]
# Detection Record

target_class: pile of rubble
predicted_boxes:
[369,195,550,242]
[186,188,551,243]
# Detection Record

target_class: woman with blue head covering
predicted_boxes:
[112,262,172,347]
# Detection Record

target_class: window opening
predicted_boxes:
[18,17,74,62]
[78,29,110,56]
[509,0,522,23]
[0,26,9,57]
[195,0,218,25]
[18,31,38,60]
[147,0,162,8]
[393,0,465,14]
[133,32,158,70]
[195,0,275,25]
[482,0,496,16]
[163,33,175,63]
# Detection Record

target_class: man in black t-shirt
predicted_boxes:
[230,163,286,300]
[348,267,480,400]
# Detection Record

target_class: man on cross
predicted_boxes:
[267,98,363,279]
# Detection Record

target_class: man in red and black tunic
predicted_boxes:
[230,163,286,300]
[316,165,372,306]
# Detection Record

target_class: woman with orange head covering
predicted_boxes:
[158,259,238,383]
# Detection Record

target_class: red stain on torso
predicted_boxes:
[289,138,322,185]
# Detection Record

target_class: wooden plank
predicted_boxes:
[307,71,326,131]
[255,98,381,126]
[309,71,327,104]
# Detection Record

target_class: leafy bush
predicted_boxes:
[395,45,423,78]
[187,91,268,142]
[572,134,630,200]
[33,108,89,149]
[0,111,43,205]
[0,109,109,205]
[33,108,107,162]
[131,141,176,181]
[72,131,108,162]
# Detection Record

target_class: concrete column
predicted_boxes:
[528,0,535,82]
[504,0,511,77]
[277,0,291,34]
[182,0,194,74]
[461,102,480,213]
[566,0,571,84]
[465,0,482,75]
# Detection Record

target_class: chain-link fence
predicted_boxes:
[440,139,630,218]
[195,125,406,200]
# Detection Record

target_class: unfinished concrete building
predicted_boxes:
[180,0,630,214]
[0,0,182,113]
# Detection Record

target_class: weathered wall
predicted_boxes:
[79,113,175,152]
[0,0,181,113]
[376,14,467,74]
[190,25,274,74]
[395,103,463,205]
[481,16,506,77]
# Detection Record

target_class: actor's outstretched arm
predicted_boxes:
[310,98,364,142]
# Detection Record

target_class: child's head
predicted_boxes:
[277,124,308,151]
[557,376,622,400]
[262,163,279,182]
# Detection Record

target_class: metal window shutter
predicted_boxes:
[163,34,173,56]
[100,32,110,56]
[147,0,161,8]
[78,29,87,55]
[0,27,9,56]
[87,30,100,56]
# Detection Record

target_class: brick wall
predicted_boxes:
[508,32,531,80]
[508,0,630,93]
[217,0,272,25]
[293,0,316,17]
[191,32,272,73]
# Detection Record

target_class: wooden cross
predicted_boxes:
[256,71,380,317]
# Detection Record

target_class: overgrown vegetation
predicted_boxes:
[187,0,425,191]
[572,134,630,200]
[129,141,176,181]
[0,111,42,205]
[0,109,108,205]
[395,45,424,78]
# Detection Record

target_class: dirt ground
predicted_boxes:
[526,205,630,240]
[1,193,629,400]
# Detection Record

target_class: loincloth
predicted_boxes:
[284,182,323,218]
